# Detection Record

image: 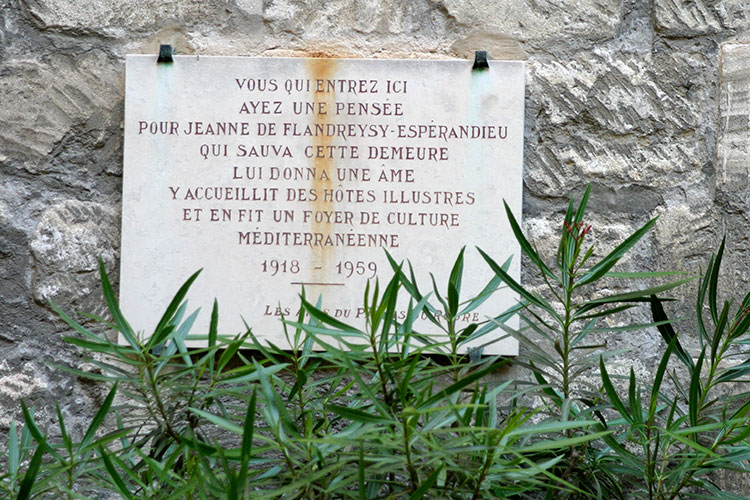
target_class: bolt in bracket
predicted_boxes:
[157,44,174,64]
[472,50,489,70]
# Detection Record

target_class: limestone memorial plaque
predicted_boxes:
[121,55,525,355]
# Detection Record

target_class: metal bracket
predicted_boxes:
[472,50,489,70]
[157,44,174,64]
[469,347,484,362]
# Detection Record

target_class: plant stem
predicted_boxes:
[645,426,654,500]
[370,330,392,408]
[144,359,180,441]
[67,458,73,500]
[401,413,419,491]
[556,230,578,495]
[449,319,460,382]
[471,437,497,500]
[562,250,575,402]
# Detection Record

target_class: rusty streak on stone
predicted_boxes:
[307,57,338,283]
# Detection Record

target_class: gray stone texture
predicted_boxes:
[0,51,122,166]
[29,199,119,312]
[655,0,721,36]
[22,0,233,34]
[437,0,623,42]
[717,42,750,318]
[0,0,748,486]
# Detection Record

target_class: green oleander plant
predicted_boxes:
[597,239,750,499]
[476,185,694,498]
[5,187,750,499]
[1,254,596,499]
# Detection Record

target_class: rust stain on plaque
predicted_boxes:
[306,57,338,282]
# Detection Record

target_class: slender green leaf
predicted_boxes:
[209,299,218,349]
[574,184,591,224]
[301,297,363,333]
[447,247,465,316]
[711,301,730,364]
[55,404,71,454]
[238,387,257,489]
[605,271,691,278]
[98,259,139,350]
[407,465,443,500]
[649,337,676,424]
[503,201,560,285]
[586,278,693,305]
[378,272,401,341]
[358,443,366,500]
[504,420,598,439]
[459,267,506,316]
[730,306,750,341]
[99,446,133,500]
[478,247,561,322]
[418,364,501,410]
[16,442,44,500]
[217,338,243,373]
[386,253,439,318]
[62,337,121,354]
[457,323,478,344]
[78,383,118,455]
[628,368,643,425]
[697,259,713,347]
[50,301,106,344]
[516,431,613,453]
[575,217,657,287]
[148,269,202,348]
[650,295,693,369]
[708,237,726,324]
[689,349,706,428]
[600,358,631,423]
[661,428,719,457]
[189,408,243,434]
[19,402,60,461]
[529,362,563,404]
[429,273,450,317]
[717,358,750,383]
[573,304,636,322]
[9,420,19,476]
[328,404,393,424]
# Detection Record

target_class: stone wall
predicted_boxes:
[1,0,749,437]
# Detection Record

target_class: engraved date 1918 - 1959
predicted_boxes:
[261,259,377,279]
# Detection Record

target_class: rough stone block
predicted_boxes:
[716,1,750,33]
[0,346,105,435]
[436,0,622,42]
[0,360,49,428]
[451,32,525,60]
[716,42,750,302]
[529,52,703,134]
[524,49,710,198]
[29,200,119,314]
[718,43,750,199]
[235,0,262,17]
[263,0,452,37]
[22,0,230,34]
[525,132,708,199]
[654,0,721,36]
[0,51,121,166]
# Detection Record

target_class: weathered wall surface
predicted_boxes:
[1,0,749,440]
